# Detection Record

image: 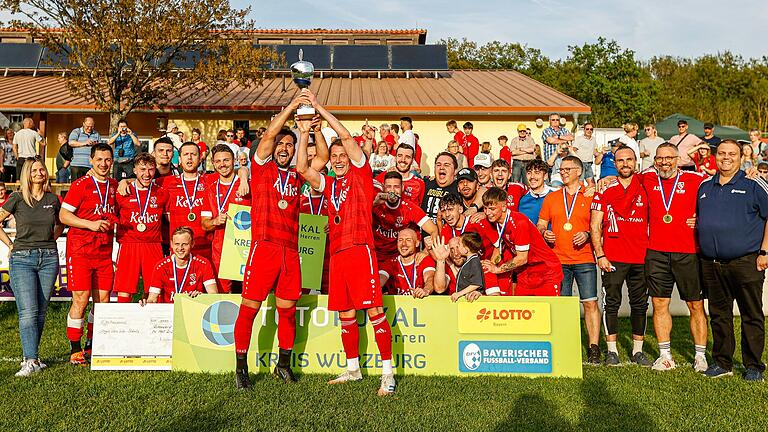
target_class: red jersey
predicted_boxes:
[374,171,426,206]
[463,135,480,167]
[440,217,498,261]
[372,200,431,260]
[250,155,303,249]
[693,153,716,174]
[379,255,437,295]
[453,131,466,147]
[506,183,528,211]
[321,157,376,254]
[300,193,328,216]
[384,134,397,151]
[148,255,216,303]
[201,177,251,256]
[499,146,512,165]
[591,176,649,264]
[61,175,118,257]
[640,169,705,254]
[496,210,561,270]
[115,183,169,244]
[195,141,208,154]
[161,173,215,249]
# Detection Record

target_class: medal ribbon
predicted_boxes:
[563,185,581,222]
[308,194,324,216]
[172,255,193,294]
[92,176,109,213]
[181,174,200,212]
[330,178,343,213]
[657,171,681,215]
[215,179,237,214]
[397,256,418,292]
[277,169,291,199]
[134,181,152,221]
[494,210,510,250]
[452,216,471,238]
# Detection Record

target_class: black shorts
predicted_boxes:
[644,249,702,301]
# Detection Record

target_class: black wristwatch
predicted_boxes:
[759,250,767,256]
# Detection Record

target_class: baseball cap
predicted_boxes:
[167,122,178,131]
[703,122,714,129]
[457,168,478,182]
[677,120,688,127]
[517,124,527,131]
[473,153,493,168]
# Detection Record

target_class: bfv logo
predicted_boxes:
[476,308,534,321]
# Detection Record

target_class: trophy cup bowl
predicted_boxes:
[291,49,316,120]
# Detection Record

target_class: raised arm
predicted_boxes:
[308,113,329,172]
[296,118,323,190]
[257,94,305,162]
[310,94,363,165]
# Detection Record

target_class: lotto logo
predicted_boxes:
[458,302,551,335]
[476,308,491,321]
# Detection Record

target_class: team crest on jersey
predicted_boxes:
[396,216,403,225]
[635,195,643,207]
[150,196,158,205]
[189,273,197,285]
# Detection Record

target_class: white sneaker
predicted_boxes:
[377,373,396,396]
[328,369,363,384]
[36,359,47,369]
[651,356,676,371]
[693,356,708,373]
[15,359,40,377]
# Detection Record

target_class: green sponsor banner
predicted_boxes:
[297,213,327,290]
[218,204,252,281]
[172,295,583,378]
[218,205,327,289]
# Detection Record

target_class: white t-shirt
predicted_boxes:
[370,153,395,172]
[13,128,43,158]
[399,130,416,147]
[572,135,596,163]
[639,136,665,169]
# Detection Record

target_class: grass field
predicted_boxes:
[1,302,767,432]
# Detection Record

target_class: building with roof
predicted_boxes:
[0,28,590,174]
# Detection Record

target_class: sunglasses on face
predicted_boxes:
[226,134,234,137]
[584,128,593,131]
[760,170,768,174]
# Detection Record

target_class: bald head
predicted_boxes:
[397,228,420,258]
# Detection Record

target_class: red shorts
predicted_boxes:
[114,243,163,294]
[66,254,114,292]
[516,263,562,296]
[242,241,301,302]
[328,245,382,312]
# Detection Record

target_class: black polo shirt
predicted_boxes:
[697,170,768,260]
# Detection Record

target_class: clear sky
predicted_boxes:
[243,0,768,60]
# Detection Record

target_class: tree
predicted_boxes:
[0,0,280,133]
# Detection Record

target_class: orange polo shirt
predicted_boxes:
[539,187,594,265]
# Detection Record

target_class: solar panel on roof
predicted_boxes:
[0,43,44,69]
[332,45,388,70]
[391,45,448,70]
[267,45,331,70]
[38,45,72,69]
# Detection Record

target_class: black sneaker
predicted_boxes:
[604,351,620,366]
[273,365,298,384]
[631,352,652,367]
[587,344,601,365]
[235,368,252,389]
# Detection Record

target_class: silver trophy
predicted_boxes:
[290,49,316,120]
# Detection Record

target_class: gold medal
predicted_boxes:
[187,213,196,222]
[563,222,573,231]
[137,223,146,233]
[278,199,288,210]
[334,215,341,225]
[663,214,673,224]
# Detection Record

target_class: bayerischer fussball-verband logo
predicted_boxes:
[201,301,239,346]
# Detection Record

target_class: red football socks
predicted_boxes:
[340,317,360,359]
[277,305,297,350]
[234,304,258,355]
[370,313,393,361]
[66,315,84,343]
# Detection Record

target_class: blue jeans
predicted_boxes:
[10,248,59,359]
[56,167,70,183]
[580,162,594,181]
[560,263,598,302]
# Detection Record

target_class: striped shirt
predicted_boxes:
[541,126,572,161]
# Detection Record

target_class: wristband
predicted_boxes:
[596,255,605,260]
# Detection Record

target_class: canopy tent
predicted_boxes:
[644,113,750,141]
